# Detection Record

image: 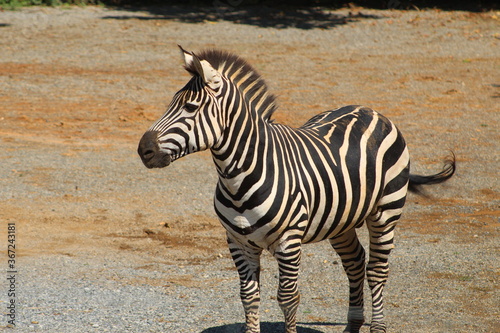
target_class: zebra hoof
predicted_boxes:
[243,328,259,333]
[242,324,260,333]
[370,322,387,333]
[343,320,364,333]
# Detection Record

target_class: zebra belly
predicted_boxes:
[301,203,371,244]
[214,185,368,250]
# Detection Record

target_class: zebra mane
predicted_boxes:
[185,49,278,122]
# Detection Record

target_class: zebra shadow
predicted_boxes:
[201,321,344,332]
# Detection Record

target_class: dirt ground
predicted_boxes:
[0,5,499,333]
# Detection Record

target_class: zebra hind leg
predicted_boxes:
[366,203,405,333]
[227,236,263,333]
[329,228,366,333]
[273,238,302,333]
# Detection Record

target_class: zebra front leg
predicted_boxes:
[227,236,263,333]
[330,229,366,333]
[273,239,302,333]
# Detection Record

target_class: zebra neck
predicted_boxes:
[211,109,271,183]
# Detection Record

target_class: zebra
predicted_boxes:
[137,46,455,333]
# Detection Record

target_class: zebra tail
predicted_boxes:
[408,152,456,193]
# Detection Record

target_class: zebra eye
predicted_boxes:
[184,103,198,113]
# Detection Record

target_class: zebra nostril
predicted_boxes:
[143,149,155,159]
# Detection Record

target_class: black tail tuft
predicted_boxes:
[408,152,456,194]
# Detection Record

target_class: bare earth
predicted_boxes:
[0,5,499,333]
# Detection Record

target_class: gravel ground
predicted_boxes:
[0,5,499,333]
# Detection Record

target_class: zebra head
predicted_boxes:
[138,46,224,169]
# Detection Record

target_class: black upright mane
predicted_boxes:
[186,49,278,122]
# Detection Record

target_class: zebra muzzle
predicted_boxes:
[137,131,172,169]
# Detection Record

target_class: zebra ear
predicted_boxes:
[179,45,221,89]
[179,45,195,69]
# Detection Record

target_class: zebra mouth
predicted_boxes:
[144,153,172,169]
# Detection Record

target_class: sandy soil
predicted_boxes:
[0,5,498,332]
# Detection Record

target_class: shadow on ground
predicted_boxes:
[201,321,367,332]
[102,5,380,30]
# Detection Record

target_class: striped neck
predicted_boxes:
[211,86,270,182]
